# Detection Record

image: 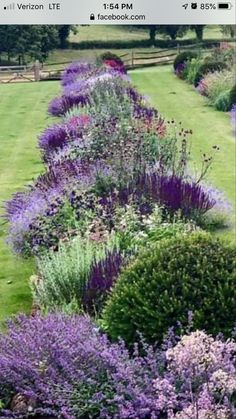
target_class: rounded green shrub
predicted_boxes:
[102,232,236,345]
[98,51,124,65]
[229,84,236,108]
[213,90,231,111]
[194,61,228,86]
[173,51,198,71]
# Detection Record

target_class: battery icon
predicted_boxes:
[218,2,231,8]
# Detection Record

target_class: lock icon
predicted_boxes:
[90,13,95,20]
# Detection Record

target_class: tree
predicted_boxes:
[131,25,157,45]
[156,25,189,40]
[0,26,59,64]
[220,25,236,38]
[191,25,206,41]
[149,26,158,44]
[131,25,188,45]
[57,25,77,48]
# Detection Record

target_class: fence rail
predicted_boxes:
[0,63,36,83]
[0,42,221,83]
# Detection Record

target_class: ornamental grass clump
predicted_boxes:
[34,234,123,313]
[102,232,236,345]
[197,70,234,111]
[0,315,235,418]
[193,60,228,87]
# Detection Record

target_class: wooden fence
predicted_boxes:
[0,43,220,83]
[39,48,180,81]
[0,61,41,83]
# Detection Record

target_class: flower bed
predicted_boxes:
[5,60,224,257]
[0,315,236,418]
[1,58,235,417]
[174,45,235,115]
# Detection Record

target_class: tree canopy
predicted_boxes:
[0,25,75,64]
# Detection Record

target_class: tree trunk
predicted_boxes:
[195,26,204,41]
[149,27,156,45]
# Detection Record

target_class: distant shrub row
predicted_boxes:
[70,39,222,50]
[174,45,236,113]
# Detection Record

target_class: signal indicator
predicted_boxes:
[4,2,15,9]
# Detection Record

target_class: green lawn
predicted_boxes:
[131,66,235,241]
[70,24,226,44]
[70,25,149,43]
[0,82,59,325]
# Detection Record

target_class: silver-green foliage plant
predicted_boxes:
[33,234,119,310]
[185,58,202,84]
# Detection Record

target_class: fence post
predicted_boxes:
[131,51,134,68]
[34,60,41,82]
[177,44,180,54]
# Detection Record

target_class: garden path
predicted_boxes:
[0,82,59,324]
[132,65,235,241]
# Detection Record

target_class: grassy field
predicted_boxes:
[70,25,225,43]
[0,82,59,324]
[131,66,236,241]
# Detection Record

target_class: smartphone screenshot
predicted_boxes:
[0,1,235,418]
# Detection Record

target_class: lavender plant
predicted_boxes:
[61,62,93,86]
[0,314,235,418]
[38,114,91,162]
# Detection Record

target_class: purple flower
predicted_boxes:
[83,250,124,313]
[99,173,216,221]
[61,62,93,86]
[197,78,208,96]
[0,314,160,418]
[0,315,235,418]
[133,103,158,121]
[231,103,236,127]
[48,96,64,116]
[38,115,91,162]
[4,159,95,254]
[48,93,90,116]
[175,63,187,78]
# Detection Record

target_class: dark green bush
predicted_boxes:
[194,61,228,86]
[229,84,236,108]
[102,232,236,345]
[173,51,198,70]
[69,39,221,51]
[99,51,124,65]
